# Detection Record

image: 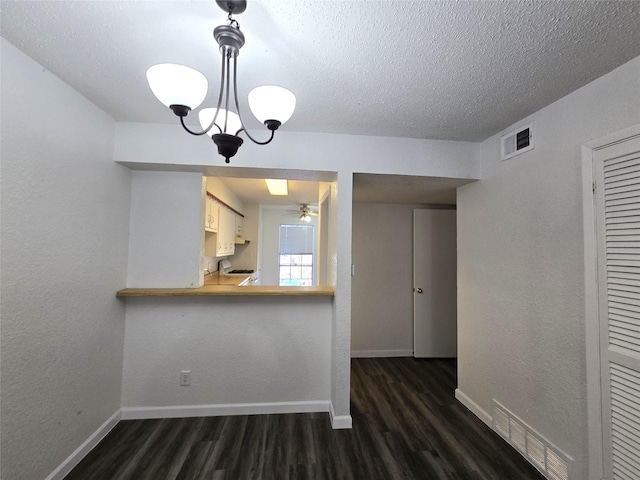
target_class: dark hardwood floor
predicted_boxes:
[65,358,544,480]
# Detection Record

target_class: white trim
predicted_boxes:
[350,349,413,358]
[329,402,353,429]
[121,401,331,420]
[581,124,640,480]
[583,124,640,152]
[582,143,604,480]
[455,388,492,427]
[45,409,121,480]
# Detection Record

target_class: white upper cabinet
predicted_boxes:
[205,195,219,232]
[235,214,243,236]
[216,207,235,257]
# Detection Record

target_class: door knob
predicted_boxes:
[414,287,423,294]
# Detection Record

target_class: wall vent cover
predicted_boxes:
[492,400,572,480]
[501,122,534,160]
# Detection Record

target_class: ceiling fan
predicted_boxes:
[284,204,318,222]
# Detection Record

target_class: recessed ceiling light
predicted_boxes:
[265,178,288,196]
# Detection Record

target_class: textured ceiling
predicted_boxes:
[2,0,639,143]
[2,1,639,205]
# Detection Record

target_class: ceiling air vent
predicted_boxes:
[501,122,534,161]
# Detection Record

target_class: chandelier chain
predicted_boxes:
[227,12,240,29]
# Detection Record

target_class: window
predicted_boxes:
[279,225,314,286]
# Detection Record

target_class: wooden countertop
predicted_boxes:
[116,273,335,297]
[204,272,251,286]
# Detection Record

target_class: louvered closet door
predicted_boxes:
[594,134,640,480]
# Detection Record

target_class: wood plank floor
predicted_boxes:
[65,358,545,480]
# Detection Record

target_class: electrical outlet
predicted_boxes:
[180,370,191,386]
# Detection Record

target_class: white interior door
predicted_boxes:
[413,209,457,358]
[594,133,640,480]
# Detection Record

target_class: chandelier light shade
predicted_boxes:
[248,86,296,125]
[145,0,295,163]
[199,108,242,135]
[146,64,208,111]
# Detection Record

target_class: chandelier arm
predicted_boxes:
[178,116,210,136]
[236,128,275,145]
[204,48,230,134]
[230,55,277,145]
[223,51,232,133]
[175,51,228,136]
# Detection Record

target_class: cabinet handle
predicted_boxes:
[414,287,423,294]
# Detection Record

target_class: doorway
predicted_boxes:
[583,125,640,480]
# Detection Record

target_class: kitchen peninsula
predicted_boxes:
[116,284,334,297]
[115,170,343,434]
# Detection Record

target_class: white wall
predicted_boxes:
[456,56,640,480]
[121,297,332,410]
[115,125,477,425]
[259,206,320,285]
[116,125,480,181]
[127,171,203,288]
[330,172,352,426]
[205,176,245,213]
[351,203,419,357]
[0,39,131,480]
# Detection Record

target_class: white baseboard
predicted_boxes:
[45,409,121,480]
[121,400,331,420]
[351,349,413,358]
[329,402,353,429]
[455,388,492,427]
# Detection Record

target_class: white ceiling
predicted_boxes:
[218,177,322,206]
[353,174,472,205]
[2,0,638,204]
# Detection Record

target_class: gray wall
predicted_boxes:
[1,39,131,480]
[456,56,640,480]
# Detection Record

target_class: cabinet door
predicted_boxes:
[205,196,218,232]
[205,195,210,229]
[216,207,235,257]
[226,208,235,255]
[209,199,219,232]
[215,207,225,257]
[235,215,243,236]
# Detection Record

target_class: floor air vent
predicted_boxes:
[501,122,534,160]
[492,400,572,480]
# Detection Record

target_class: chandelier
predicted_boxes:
[146,0,296,163]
